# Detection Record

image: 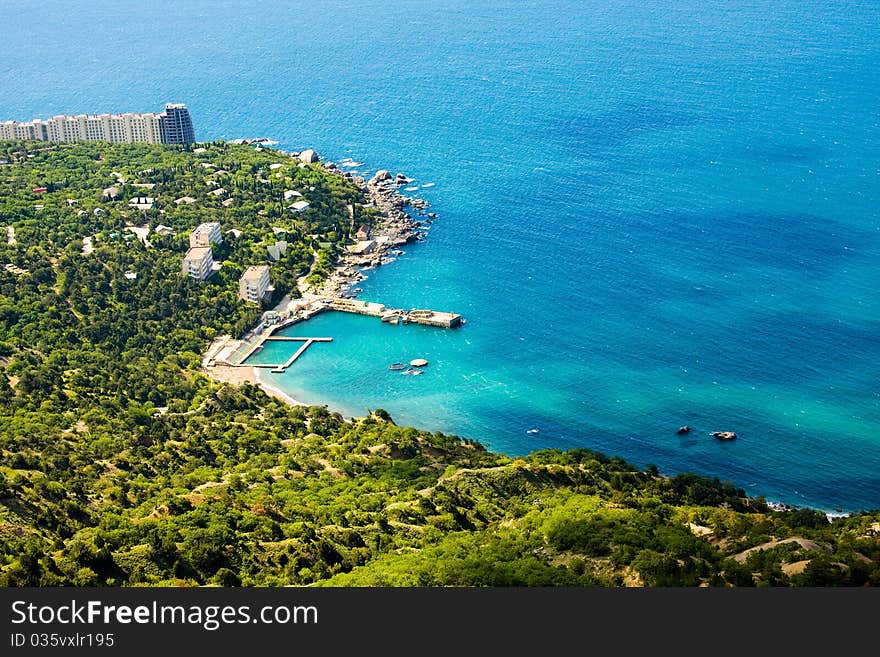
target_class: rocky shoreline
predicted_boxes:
[306,160,435,299]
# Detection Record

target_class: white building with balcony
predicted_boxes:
[238,265,271,303]
[189,222,222,248]
[182,246,214,281]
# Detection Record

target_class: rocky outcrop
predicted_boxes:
[298,149,318,163]
[677,426,691,435]
[310,166,430,299]
[712,431,737,441]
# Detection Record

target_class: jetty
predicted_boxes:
[324,298,462,328]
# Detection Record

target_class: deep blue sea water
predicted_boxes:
[3,1,879,512]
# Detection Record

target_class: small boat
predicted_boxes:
[410,369,424,376]
[388,362,407,371]
[422,182,436,188]
[526,428,539,435]
[353,287,363,293]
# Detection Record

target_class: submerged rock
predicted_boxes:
[677,425,691,435]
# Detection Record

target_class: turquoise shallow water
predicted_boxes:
[3,0,879,511]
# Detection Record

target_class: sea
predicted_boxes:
[2,0,878,513]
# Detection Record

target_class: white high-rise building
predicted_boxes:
[0,103,195,145]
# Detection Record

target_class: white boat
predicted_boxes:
[421,182,436,188]
[526,428,539,435]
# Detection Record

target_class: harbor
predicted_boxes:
[204,296,462,372]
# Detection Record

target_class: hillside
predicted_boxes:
[0,140,878,587]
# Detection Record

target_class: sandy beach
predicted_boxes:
[206,363,306,407]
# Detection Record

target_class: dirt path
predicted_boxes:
[733,537,832,563]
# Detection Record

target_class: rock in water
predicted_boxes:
[677,425,691,435]
[712,431,737,441]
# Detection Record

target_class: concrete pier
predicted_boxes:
[325,298,462,328]
[272,338,320,372]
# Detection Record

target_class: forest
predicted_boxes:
[1,140,878,587]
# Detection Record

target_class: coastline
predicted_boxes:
[254,368,307,407]
[198,147,858,517]
[202,148,432,415]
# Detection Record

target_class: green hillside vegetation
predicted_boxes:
[0,140,878,587]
